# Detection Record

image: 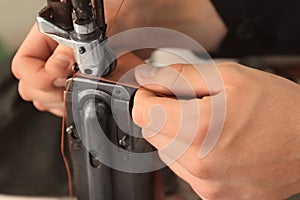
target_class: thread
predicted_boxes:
[107,0,125,35]
[60,1,125,199]
[61,72,79,200]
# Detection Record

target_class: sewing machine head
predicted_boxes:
[37,0,116,77]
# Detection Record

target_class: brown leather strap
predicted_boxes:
[101,52,145,88]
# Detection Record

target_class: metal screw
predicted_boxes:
[72,63,79,72]
[79,47,86,54]
[119,135,128,148]
[89,151,101,168]
[66,125,80,140]
[66,125,74,134]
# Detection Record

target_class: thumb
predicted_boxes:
[134,63,223,97]
[45,44,75,78]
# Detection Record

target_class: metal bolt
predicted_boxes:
[66,125,74,134]
[72,63,79,72]
[71,129,80,140]
[66,125,80,140]
[79,47,86,54]
[89,151,101,168]
[119,135,128,148]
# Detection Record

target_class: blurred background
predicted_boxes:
[0,1,70,199]
[0,1,44,53]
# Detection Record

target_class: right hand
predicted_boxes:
[132,62,300,199]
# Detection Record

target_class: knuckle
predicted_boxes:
[187,160,214,179]
[18,82,31,101]
[218,61,240,70]
[30,75,54,91]
[217,62,250,93]
[196,184,224,200]
[33,101,47,112]
[217,62,246,84]
[163,64,188,91]
[49,108,64,117]
[11,56,21,79]
[12,58,55,91]
[27,68,55,91]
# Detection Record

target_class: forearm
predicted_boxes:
[150,0,228,52]
[108,0,228,53]
[211,0,300,57]
[180,0,228,52]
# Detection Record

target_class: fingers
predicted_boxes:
[18,23,58,57]
[13,46,74,91]
[29,84,65,117]
[18,80,64,103]
[11,23,74,116]
[134,63,224,97]
[45,44,75,78]
[133,88,211,146]
[33,101,64,117]
[133,88,218,178]
[12,57,56,90]
[48,109,64,117]
[30,87,65,117]
[12,23,58,79]
[12,23,57,91]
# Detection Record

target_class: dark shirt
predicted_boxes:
[0,55,68,196]
[212,0,300,57]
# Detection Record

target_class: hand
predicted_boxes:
[11,24,144,117]
[132,62,300,199]
[12,0,226,117]
[106,0,227,52]
[11,24,75,116]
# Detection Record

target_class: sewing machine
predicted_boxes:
[37,1,163,199]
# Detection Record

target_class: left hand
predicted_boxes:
[11,23,143,117]
[132,62,300,200]
[11,24,75,117]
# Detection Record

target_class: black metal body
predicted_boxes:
[65,76,157,200]
[36,1,162,199]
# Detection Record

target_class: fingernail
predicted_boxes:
[51,54,71,68]
[136,64,158,78]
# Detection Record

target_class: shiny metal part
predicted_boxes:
[37,0,116,77]
[66,125,74,134]
[119,135,128,148]
[73,22,96,34]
